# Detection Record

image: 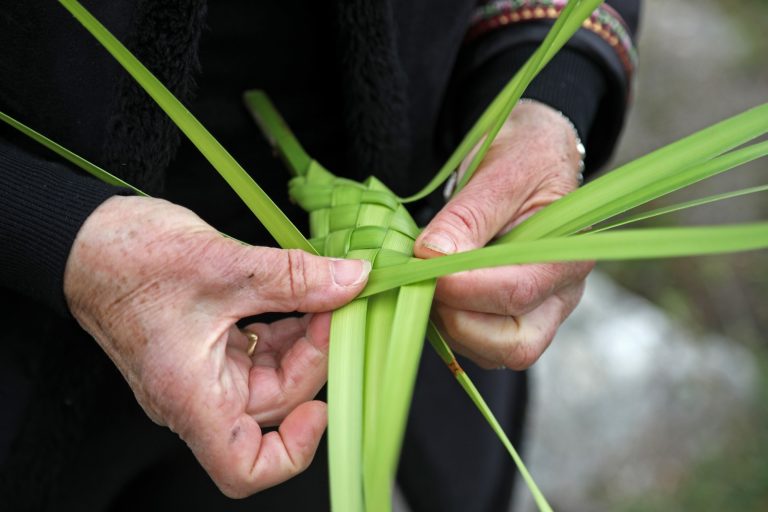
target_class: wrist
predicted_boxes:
[63,195,137,331]
[63,195,201,329]
[517,98,585,185]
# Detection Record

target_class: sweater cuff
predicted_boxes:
[454,43,606,148]
[0,140,130,317]
[444,2,638,174]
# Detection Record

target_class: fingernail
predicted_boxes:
[331,259,371,287]
[420,233,456,255]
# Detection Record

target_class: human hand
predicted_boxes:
[63,195,369,497]
[415,100,594,370]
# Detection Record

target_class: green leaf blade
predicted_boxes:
[425,324,553,512]
[328,299,368,512]
[362,223,768,296]
[500,104,768,243]
[365,280,435,512]
[0,111,147,196]
[243,90,312,178]
[361,289,399,512]
[592,184,768,233]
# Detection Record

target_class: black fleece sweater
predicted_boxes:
[0,0,639,315]
[0,1,639,510]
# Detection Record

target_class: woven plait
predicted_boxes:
[289,163,419,269]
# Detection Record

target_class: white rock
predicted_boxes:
[515,271,758,511]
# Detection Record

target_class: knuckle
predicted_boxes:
[501,322,557,370]
[501,340,542,370]
[268,400,292,426]
[218,479,250,499]
[212,455,272,499]
[573,260,596,281]
[473,356,504,371]
[443,201,489,241]
[285,249,309,303]
[221,470,268,499]
[501,275,541,314]
[288,445,312,473]
[433,276,462,305]
[434,307,463,343]
[470,354,504,370]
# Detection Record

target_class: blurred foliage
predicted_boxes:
[614,357,768,512]
[602,0,768,350]
[721,0,768,64]
[601,249,768,348]
[597,0,768,509]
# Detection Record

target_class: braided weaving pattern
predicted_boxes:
[290,162,420,267]
[289,160,435,510]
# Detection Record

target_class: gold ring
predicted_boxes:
[246,332,259,356]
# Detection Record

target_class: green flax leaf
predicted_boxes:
[243,90,312,178]
[0,111,146,195]
[499,105,768,243]
[426,324,553,512]
[361,223,768,296]
[365,280,435,512]
[362,290,399,512]
[328,299,368,512]
[592,184,768,233]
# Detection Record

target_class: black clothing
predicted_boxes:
[0,1,639,510]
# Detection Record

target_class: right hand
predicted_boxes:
[63,195,370,497]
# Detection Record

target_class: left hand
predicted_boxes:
[414,100,594,370]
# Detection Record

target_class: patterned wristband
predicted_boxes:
[467,0,638,81]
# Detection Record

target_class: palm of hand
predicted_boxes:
[63,195,365,496]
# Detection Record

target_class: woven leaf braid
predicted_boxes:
[290,163,420,269]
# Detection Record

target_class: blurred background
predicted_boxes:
[516,0,768,510]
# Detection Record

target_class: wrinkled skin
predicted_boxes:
[63,196,369,497]
[62,100,590,497]
[416,100,595,370]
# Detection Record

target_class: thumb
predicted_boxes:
[415,167,520,258]
[228,247,371,315]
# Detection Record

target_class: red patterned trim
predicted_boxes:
[466,0,637,78]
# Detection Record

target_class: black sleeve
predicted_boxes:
[0,136,128,317]
[443,0,641,173]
